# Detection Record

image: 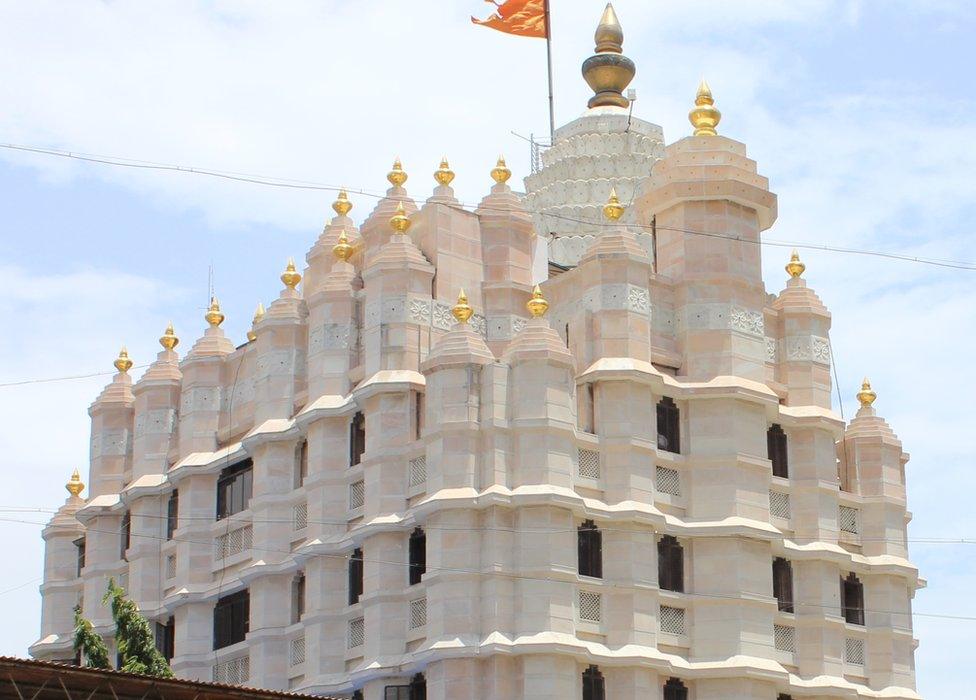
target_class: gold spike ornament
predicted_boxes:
[603,187,625,221]
[66,468,85,497]
[857,378,877,407]
[114,346,133,374]
[785,249,806,279]
[490,156,511,184]
[526,284,549,318]
[159,322,179,351]
[689,78,721,136]
[387,158,408,187]
[452,288,473,324]
[281,257,302,289]
[333,189,353,217]
[434,158,455,187]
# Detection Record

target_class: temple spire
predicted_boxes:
[582,3,635,109]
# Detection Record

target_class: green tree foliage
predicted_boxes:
[72,604,110,670]
[73,579,173,678]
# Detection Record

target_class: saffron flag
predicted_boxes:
[472,0,547,38]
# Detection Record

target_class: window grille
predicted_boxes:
[409,456,427,487]
[165,554,176,580]
[348,617,365,648]
[289,636,306,666]
[774,624,795,653]
[659,605,685,635]
[839,505,859,534]
[213,655,249,684]
[214,525,252,561]
[578,449,600,479]
[293,502,308,531]
[409,598,427,629]
[349,480,365,510]
[845,637,865,665]
[578,590,601,622]
[769,491,791,519]
[656,466,681,496]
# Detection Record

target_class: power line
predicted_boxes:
[3,141,975,272]
[0,365,151,388]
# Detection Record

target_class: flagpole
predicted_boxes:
[544,0,555,144]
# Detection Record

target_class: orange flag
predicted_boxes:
[472,0,548,38]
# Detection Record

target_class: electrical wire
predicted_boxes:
[3,142,975,271]
[0,365,151,388]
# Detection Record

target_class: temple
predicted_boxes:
[33,5,922,699]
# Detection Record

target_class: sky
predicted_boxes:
[0,0,973,695]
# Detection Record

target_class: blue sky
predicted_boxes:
[1,1,974,696]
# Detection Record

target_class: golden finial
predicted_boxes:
[582,4,635,108]
[205,297,225,327]
[333,229,354,261]
[785,249,806,278]
[387,158,408,187]
[689,78,721,136]
[390,200,411,234]
[452,288,473,324]
[332,189,353,217]
[490,156,511,184]
[526,284,549,318]
[113,346,133,374]
[603,187,625,221]
[434,158,455,187]
[857,377,877,407]
[247,303,264,342]
[281,257,302,289]
[66,468,85,497]
[159,322,179,351]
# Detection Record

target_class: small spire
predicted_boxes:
[434,158,455,187]
[332,189,353,217]
[857,377,877,407]
[390,201,411,234]
[247,303,265,342]
[602,187,625,221]
[491,156,511,184]
[333,229,354,261]
[205,296,225,327]
[689,77,721,136]
[159,322,179,351]
[387,157,408,187]
[66,468,85,497]
[281,257,302,289]
[785,249,806,278]
[594,3,623,53]
[526,284,549,318]
[452,288,473,324]
[113,346,133,374]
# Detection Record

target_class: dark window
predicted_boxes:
[657,397,680,453]
[773,558,794,613]
[840,572,864,625]
[291,572,305,624]
[768,424,789,478]
[582,665,605,700]
[384,674,425,700]
[166,490,179,540]
[120,511,131,561]
[216,460,253,520]
[414,393,424,441]
[577,520,603,579]
[384,687,408,700]
[295,440,308,489]
[658,535,684,593]
[350,412,366,466]
[664,678,688,700]
[75,537,86,577]
[777,695,794,700]
[352,692,363,700]
[213,589,249,649]
[409,529,426,586]
[349,548,364,605]
[154,617,175,661]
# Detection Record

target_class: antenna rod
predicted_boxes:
[544,0,555,144]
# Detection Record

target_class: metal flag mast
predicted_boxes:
[544,0,555,144]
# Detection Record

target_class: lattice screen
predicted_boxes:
[578,590,601,622]
[165,554,176,580]
[774,624,796,653]
[659,605,685,635]
[349,480,365,510]
[213,655,249,684]
[769,491,791,519]
[348,617,365,648]
[656,466,681,496]
[214,525,252,561]
[577,449,600,479]
[839,505,860,534]
[293,502,308,531]
[409,598,427,629]
[845,637,865,665]
[409,456,427,487]
[289,636,306,666]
